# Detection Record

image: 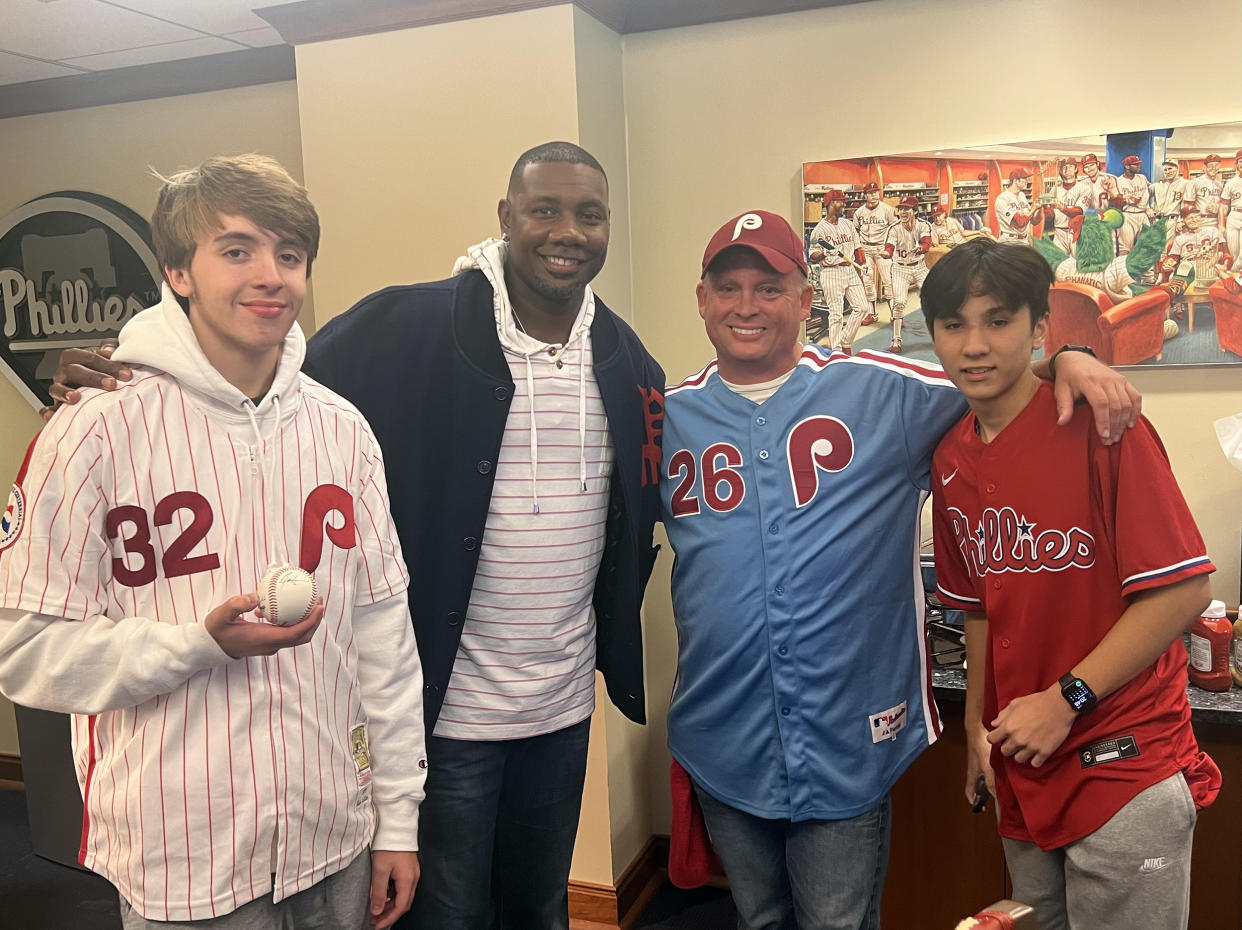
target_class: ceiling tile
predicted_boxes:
[60,35,246,71]
[93,0,275,36]
[0,49,85,83]
[221,25,286,48]
[0,0,202,61]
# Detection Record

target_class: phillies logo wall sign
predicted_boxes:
[0,192,160,409]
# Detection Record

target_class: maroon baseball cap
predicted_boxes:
[1081,153,1099,166]
[1205,154,1221,164]
[701,210,809,278]
[824,189,846,203]
[898,196,920,210]
[863,182,880,192]
[1009,167,1030,181]
[933,204,947,216]
[1122,155,1141,167]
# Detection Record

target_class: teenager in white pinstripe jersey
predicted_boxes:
[0,155,426,929]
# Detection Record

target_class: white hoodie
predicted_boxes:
[0,286,426,920]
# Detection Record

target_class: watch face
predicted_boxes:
[1063,677,1094,711]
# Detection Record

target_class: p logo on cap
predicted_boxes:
[733,213,763,241]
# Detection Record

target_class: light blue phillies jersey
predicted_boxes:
[662,347,967,821]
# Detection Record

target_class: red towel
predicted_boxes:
[667,759,718,888]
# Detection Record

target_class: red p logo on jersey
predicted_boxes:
[787,416,854,507]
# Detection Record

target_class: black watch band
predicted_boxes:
[1059,672,1098,714]
[1048,344,1097,380]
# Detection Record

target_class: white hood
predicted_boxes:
[112,283,306,423]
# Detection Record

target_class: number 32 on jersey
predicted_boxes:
[667,415,855,516]
[105,483,357,587]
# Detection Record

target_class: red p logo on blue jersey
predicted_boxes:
[787,416,854,508]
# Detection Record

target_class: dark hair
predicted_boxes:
[508,141,607,194]
[921,239,1052,333]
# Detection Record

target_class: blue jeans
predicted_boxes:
[693,783,890,930]
[399,718,590,930]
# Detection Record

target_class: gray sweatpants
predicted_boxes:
[1002,773,1196,930]
[119,849,372,930]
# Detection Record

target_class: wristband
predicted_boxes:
[1048,344,1096,380]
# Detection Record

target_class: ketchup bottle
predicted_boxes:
[1189,599,1232,692]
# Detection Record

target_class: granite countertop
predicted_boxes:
[931,666,1242,725]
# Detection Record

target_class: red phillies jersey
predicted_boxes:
[931,381,1218,849]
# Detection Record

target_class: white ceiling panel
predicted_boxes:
[222,25,287,49]
[60,35,244,71]
[95,0,276,36]
[0,49,86,84]
[0,0,202,61]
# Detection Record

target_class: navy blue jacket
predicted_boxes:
[303,271,664,733]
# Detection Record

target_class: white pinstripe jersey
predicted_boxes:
[1185,174,1223,216]
[809,217,860,267]
[1221,177,1242,224]
[1152,177,1188,216]
[0,307,416,919]
[854,201,897,248]
[994,190,1033,240]
[1053,181,1092,230]
[1115,173,1152,211]
[885,220,933,265]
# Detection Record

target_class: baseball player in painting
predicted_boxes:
[995,168,1037,243]
[662,210,1141,930]
[1152,161,1188,245]
[1051,160,1091,256]
[882,197,933,353]
[922,238,1218,930]
[1115,155,1154,255]
[0,156,426,928]
[809,189,872,354]
[854,181,896,311]
[1218,150,1242,271]
[1184,154,1224,223]
[1080,153,1118,214]
[930,204,968,247]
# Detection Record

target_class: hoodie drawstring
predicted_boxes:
[522,352,540,515]
[242,394,286,568]
[577,352,587,492]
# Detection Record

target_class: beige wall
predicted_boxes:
[0,81,306,757]
[622,0,1242,833]
[295,6,583,324]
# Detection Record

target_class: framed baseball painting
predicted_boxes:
[801,118,1242,368]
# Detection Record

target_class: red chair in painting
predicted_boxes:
[1045,282,1168,366]
[1208,277,1242,358]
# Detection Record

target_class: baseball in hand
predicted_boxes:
[257,564,319,626]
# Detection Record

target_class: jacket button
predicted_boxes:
[424,683,440,694]
[477,461,492,474]
[447,611,461,626]
[462,537,478,551]
[494,387,509,401]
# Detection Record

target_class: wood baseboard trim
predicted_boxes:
[0,753,22,786]
[569,835,670,929]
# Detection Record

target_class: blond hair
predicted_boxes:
[150,154,320,276]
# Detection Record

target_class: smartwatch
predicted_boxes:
[1059,672,1098,714]
[1048,344,1097,380]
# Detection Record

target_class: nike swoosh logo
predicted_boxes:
[941,469,958,487]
